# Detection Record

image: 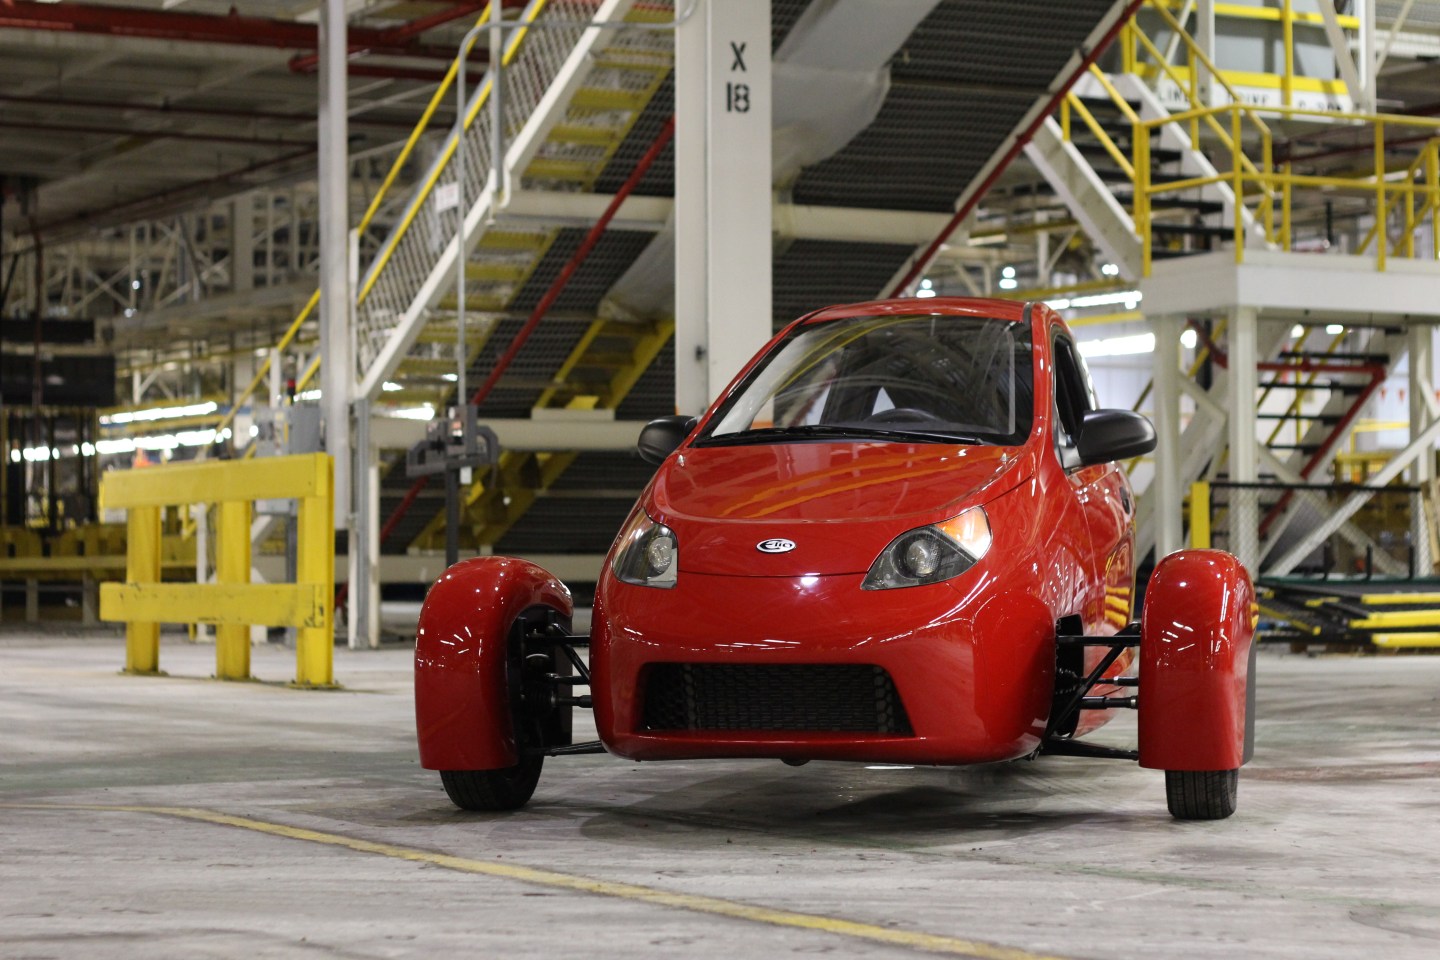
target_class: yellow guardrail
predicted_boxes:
[1134,104,1440,276]
[1098,0,1440,277]
[99,454,335,687]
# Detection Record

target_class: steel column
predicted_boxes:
[1409,324,1435,571]
[319,0,353,533]
[675,0,772,413]
[1153,314,1184,557]
[1228,306,1259,573]
[348,397,379,650]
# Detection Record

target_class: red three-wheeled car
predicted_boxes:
[415,298,1256,820]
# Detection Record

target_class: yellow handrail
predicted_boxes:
[1143,0,1272,139]
[356,0,552,308]
[1064,93,1135,181]
[1133,102,1440,276]
[201,1,539,470]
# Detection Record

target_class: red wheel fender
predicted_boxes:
[414,557,572,771]
[1138,549,1257,771]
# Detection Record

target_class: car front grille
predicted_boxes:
[641,663,913,735]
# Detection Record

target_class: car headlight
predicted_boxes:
[862,506,991,590]
[614,512,679,589]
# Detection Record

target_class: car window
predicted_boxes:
[697,314,1035,446]
[1052,333,1093,469]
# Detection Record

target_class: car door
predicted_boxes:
[1051,331,1135,636]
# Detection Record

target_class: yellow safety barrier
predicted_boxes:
[99,453,335,687]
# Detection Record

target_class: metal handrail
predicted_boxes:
[1135,105,1440,275]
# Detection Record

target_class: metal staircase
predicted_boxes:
[373,0,1147,561]
[354,0,667,405]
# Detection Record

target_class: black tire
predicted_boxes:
[438,608,566,812]
[439,758,543,812]
[1165,768,1239,820]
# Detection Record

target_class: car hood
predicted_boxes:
[648,441,1029,576]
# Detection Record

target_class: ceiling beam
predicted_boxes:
[0,1,510,60]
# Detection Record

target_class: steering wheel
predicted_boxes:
[864,407,937,424]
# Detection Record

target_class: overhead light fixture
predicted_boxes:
[1180,329,1198,349]
[101,401,218,426]
[1326,324,1345,335]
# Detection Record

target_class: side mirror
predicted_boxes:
[1077,409,1156,466]
[637,415,697,466]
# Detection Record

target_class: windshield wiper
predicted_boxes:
[695,424,994,446]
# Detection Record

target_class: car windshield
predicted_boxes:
[696,313,1034,447]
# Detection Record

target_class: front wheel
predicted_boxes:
[1165,769,1238,820]
[440,758,543,811]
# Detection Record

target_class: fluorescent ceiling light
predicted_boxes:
[101,400,218,426]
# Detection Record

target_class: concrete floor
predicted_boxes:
[3,626,1439,960]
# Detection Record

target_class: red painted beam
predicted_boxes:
[0,1,517,59]
[0,118,311,148]
[0,93,437,130]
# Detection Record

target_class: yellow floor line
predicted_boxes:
[5,802,1071,960]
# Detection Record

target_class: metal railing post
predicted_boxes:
[295,458,335,687]
[215,499,253,681]
[1376,119,1387,271]
[1137,121,1151,275]
[1232,108,1244,264]
[123,505,162,675]
[1190,481,1212,549]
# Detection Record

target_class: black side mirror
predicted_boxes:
[1077,409,1156,466]
[637,415,697,466]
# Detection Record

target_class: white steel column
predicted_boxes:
[1409,324,1435,572]
[349,398,380,650]
[1153,314,1184,556]
[1195,0,1216,106]
[319,0,353,531]
[1228,306,1259,573]
[1354,0,1377,114]
[675,0,772,414]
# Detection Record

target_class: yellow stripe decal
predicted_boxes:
[4,803,1072,960]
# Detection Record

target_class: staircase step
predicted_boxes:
[524,157,599,182]
[1256,412,1344,425]
[547,123,625,146]
[1257,379,1367,394]
[1073,140,1183,165]
[479,231,552,251]
[1151,223,1241,239]
[464,262,533,283]
[1114,193,1224,215]
[1275,350,1390,364]
[571,87,651,111]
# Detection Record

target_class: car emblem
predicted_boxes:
[756,538,796,554]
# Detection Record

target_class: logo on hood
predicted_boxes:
[756,538,796,554]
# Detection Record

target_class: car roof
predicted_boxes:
[799,297,1033,325]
